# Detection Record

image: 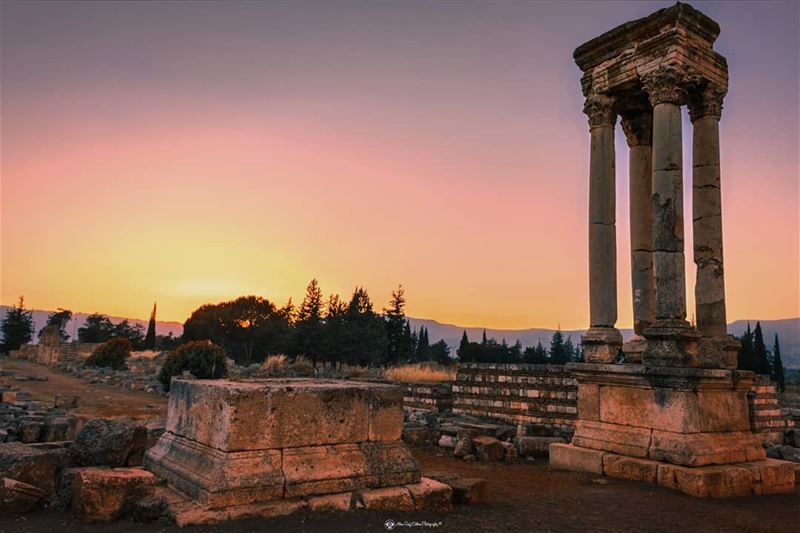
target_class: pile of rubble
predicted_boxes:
[0,417,168,520]
[403,410,568,463]
[0,385,80,445]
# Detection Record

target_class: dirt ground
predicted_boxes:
[1,357,798,532]
[0,358,167,419]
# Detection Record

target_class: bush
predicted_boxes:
[260,354,288,377]
[85,337,131,370]
[289,355,314,377]
[158,341,227,390]
[383,364,456,384]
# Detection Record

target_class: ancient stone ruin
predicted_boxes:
[550,2,796,497]
[144,378,451,525]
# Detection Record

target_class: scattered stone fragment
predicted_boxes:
[307,492,353,513]
[437,435,456,448]
[473,436,505,462]
[358,486,413,512]
[402,426,431,447]
[515,436,566,458]
[0,477,44,513]
[53,395,80,410]
[453,436,474,458]
[70,467,156,522]
[406,477,452,512]
[0,442,65,496]
[502,441,518,461]
[69,418,147,467]
[423,472,489,505]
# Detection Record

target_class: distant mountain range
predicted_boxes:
[2,306,798,368]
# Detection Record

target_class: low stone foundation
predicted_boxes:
[144,378,433,525]
[551,443,796,497]
[402,382,453,412]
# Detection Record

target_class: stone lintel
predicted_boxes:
[574,3,727,97]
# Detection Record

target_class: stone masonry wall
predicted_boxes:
[749,376,796,444]
[452,363,578,435]
[402,383,453,412]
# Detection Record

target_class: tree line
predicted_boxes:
[737,321,786,392]
[457,329,580,364]
[181,281,452,367]
[0,297,167,352]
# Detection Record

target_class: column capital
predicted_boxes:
[583,94,616,128]
[687,82,727,122]
[641,66,686,107]
[621,110,653,147]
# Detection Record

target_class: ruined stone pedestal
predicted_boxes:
[550,363,796,497]
[144,379,424,523]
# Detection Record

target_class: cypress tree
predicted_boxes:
[458,331,470,360]
[416,327,430,361]
[737,323,757,372]
[771,334,786,392]
[481,329,487,346]
[753,322,771,375]
[143,303,157,350]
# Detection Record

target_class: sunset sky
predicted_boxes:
[1,1,798,330]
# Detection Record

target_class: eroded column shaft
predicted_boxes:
[623,112,655,336]
[588,110,617,328]
[651,102,687,321]
[692,114,727,337]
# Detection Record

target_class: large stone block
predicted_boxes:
[598,383,750,433]
[572,420,651,458]
[0,442,64,496]
[549,443,604,474]
[165,379,402,451]
[144,432,284,508]
[282,440,419,498]
[70,467,156,522]
[69,418,148,467]
[649,430,764,467]
[406,478,453,512]
[603,455,658,483]
[358,486,413,512]
[0,477,44,513]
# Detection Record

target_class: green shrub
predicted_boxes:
[158,341,227,390]
[85,337,131,370]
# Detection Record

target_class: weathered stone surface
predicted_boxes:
[173,498,307,527]
[71,467,156,522]
[70,418,147,467]
[649,430,764,467]
[0,477,43,513]
[438,435,456,448]
[42,416,77,442]
[603,455,657,483]
[402,426,432,447]
[657,459,794,498]
[358,486,413,511]
[582,327,623,363]
[424,472,488,505]
[549,443,604,474]
[472,436,505,462]
[166,379,402,451]
[307,492,353,513]
[406,478,452,512]
[144,432,284,508]
[572,420,651,458]
[597,383,750,433]
[453,436,474,458]
[0,442,64,496]
[19,420,43,443]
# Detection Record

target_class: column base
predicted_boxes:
[642,319,701,367]
[621,336,647,363]
[550,443,796,497]
[581,327,623,363]
[697,335,741,370]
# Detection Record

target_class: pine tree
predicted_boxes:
[753,322,771,376]
[1,296,34,352]
[143,303,157,350]
[564,335,576,362]
[296,279,325,363]
[384,286,407,365]
[549,330,568,364]
[771,334,786,392]
[401,320,413,362]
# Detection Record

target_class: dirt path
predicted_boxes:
[0,357,167,419]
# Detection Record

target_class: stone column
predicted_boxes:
[581,94,622,363]
[621,111,655,336]
[640,66,699,366]
[688,83,727,338]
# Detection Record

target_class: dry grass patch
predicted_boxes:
[383,364,456,383]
